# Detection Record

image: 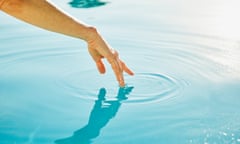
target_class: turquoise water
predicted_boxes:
[1,0,240,143]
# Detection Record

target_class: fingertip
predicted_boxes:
[116,73,124,87]
[98,65,106,74]
[119,81,125,88]
[99,69,106,74]
[121,61,134,76]
[125,69,134,76]
[128,70,134,76]
[96,60,106,74]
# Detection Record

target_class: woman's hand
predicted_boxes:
[0,0,134,86]
[87,29,134,87]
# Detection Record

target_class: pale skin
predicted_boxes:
[0,0,134,87]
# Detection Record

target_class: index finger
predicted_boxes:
[108,57,125,87]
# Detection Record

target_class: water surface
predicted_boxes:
[1,0,240,143]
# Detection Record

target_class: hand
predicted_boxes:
[87,32,134,87]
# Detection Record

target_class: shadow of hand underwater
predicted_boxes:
[55,86,134,144]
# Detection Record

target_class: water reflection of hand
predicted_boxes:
[69,0,108,8]
[55,86,134,144]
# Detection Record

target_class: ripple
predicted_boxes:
[124,73,183,103]
[57,71,184,104]
[114,30,240,82]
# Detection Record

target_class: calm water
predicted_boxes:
[1,0,240,143]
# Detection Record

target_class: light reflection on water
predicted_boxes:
[1,0,240,144]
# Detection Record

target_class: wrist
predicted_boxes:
[84,26,99,43]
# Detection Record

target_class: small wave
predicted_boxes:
[57,71,184,104]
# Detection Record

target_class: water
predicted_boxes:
[1,0,240,143]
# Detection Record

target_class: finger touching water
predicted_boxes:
[106,50,134,87]
[88,34,134,87]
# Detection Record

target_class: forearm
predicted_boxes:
[0,0,96,41]
[0,0,134,86]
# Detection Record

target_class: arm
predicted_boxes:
[0,0,134,87]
